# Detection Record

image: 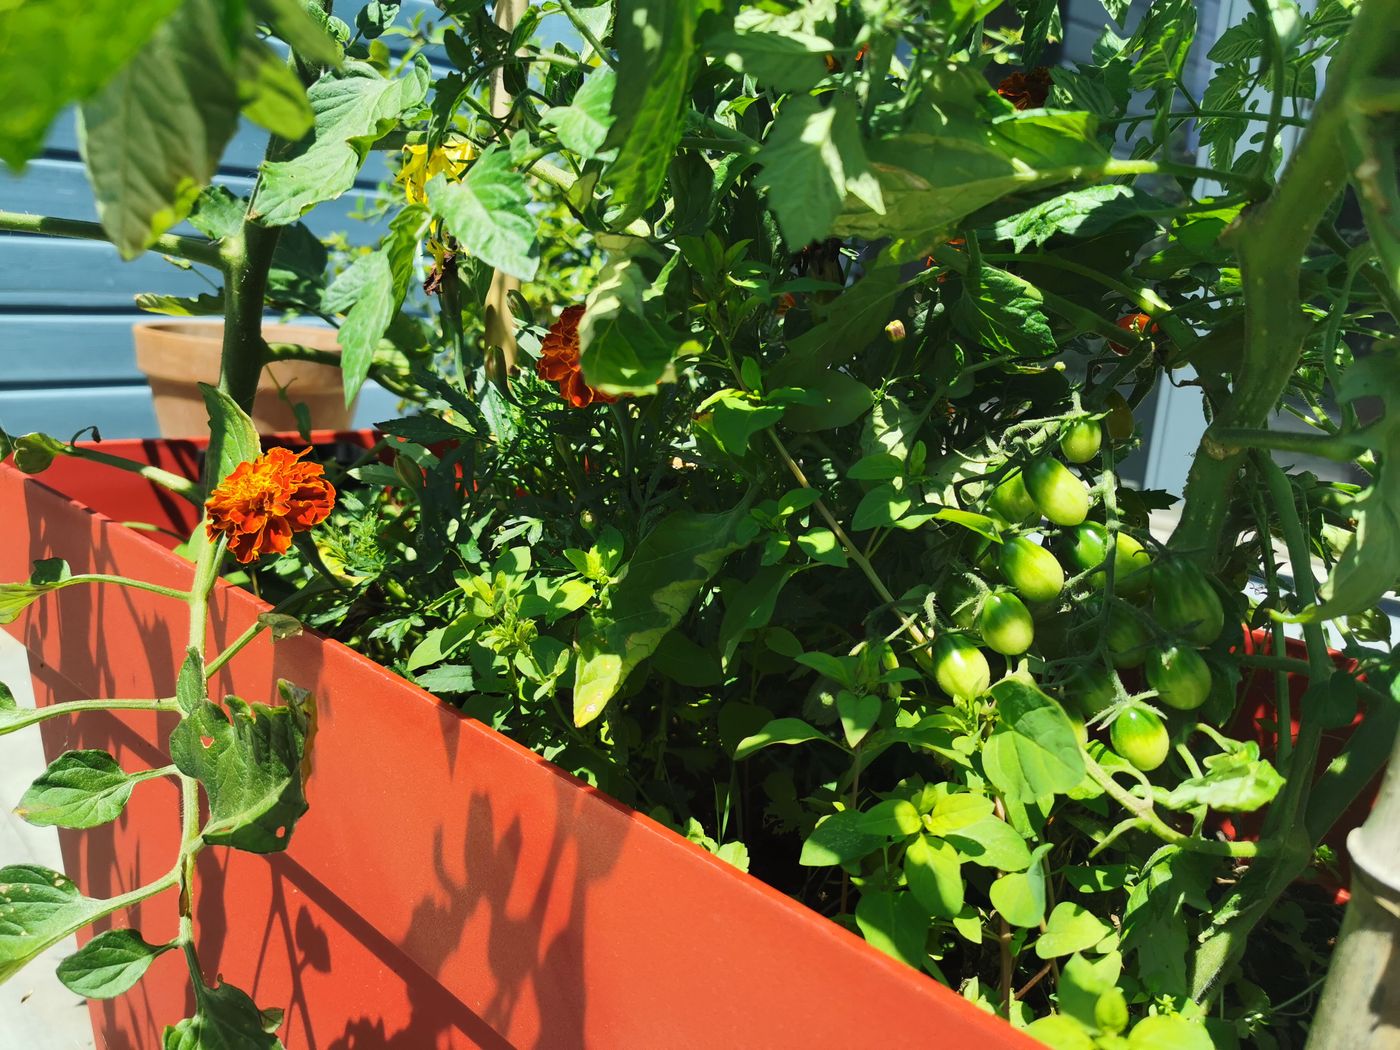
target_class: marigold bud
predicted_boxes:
[885,319,907,342]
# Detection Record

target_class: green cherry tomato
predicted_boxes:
[1111,705,1170,772]
[989,470,1040,525]
[1024,457,1090,527]
[1145,643,1212,711]
[1063,523,1152,594]
[999,537,1065,603]
[978,591,1035,656]
[1059,419,1103,464]
[1153,560,1226,645]
[930,634,991,701]
[1103,392,1136,444]
[1105,613,1150,668]
[1062,664,1119,716]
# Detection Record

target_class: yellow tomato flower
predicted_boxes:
[396,141,476,205]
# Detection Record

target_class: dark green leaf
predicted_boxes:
[56,929,172,1000]
[957,266,1056,358]
[709,24,834,91]
[800,809,884,867]
[169,686,312,853]
[414,665,476,694]
[734,717,844,760]
[15,750,151,829]
[0,865,107,983]
[163,976,285,1049]
[755,94,881,249]
[543,68,616,160]
[603,0,703,222]
[574,506,749,725]
[854,890,928,968]
[248,0,344,66]
[356,1,401,39]
[993,186,1152,252]
[1129,0,1198,90]
[177,648,207,716]
[783,372,875,433]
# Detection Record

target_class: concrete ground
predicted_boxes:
[0,631,97,1049]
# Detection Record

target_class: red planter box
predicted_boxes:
[1,439,1029,1049]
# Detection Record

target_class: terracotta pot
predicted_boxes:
[133,322,353,437]
[0,439,1029,1050]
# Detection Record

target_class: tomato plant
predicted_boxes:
[1,0,1398,1046]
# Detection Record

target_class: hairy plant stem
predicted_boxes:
[1169,0,1400,567]
[48,574,190,602]
[0,697,178,734]
[0,209,224,269]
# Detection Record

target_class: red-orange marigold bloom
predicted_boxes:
[537,305,616,409]
[996,68,1053,111]
[205,447,336,564]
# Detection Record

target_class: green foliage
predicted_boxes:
[56,929,173,1000]
[0,866,108,984]
[15,750,153,829]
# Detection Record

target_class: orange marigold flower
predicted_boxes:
[205,447,336,564]
[537,305,616,409]
[996,68,1053,111]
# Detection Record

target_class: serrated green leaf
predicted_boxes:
[574,506,748,725]
[163,976,285,1049]
[56,929,172,1000]
[1161,747,1285,813]
[709,25,834,91]
[252,59,429,226]
[427,147,539,280]
[993,185,1149,252]
[957,265,1056,358]
[15,751,150,829]
[169,689,312,853]
[0,0,181,170]
[543,68,616,160]
[248,0,343,67]
[199,384,261,496]
[0,865,107,984]
[602,0,703,223]
[755,94,880,248]
[982,678,1087,804]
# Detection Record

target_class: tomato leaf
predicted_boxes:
[982,678,1087,803]
[56,929,173,1000]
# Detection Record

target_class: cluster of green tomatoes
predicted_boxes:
[928,416,1234,772]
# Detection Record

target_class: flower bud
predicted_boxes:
[12,433,66,475]
[884,319,907,342]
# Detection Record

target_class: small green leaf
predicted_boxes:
[1127,1015,1214,1050]
[855,799,922,838]
[922,791,995,837]
[16,751,148,829]
[574,505,748,725]
[1058,950,1123,1027]
[795,529,847,568]
[944,815,1032,871]
[200,384,261,495]
[1161,743,1285,813]
[0,865,107,984]
[427,147,539,281]
[169,688,312,854]
[176,648,207,716]
[854,890,928,969]
[989,843,1053,927]
[904,834,964,917]
[56,929,172,999]
[837,691,881,748]
[800,809,885,867]
[0,559,74,628]
[1023,1015,1097,1050]
[957,265,1056,358]
[734,718,844,761]
[1035,902,1112,958]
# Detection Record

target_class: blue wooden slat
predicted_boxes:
[1,158,389,242]
[0,239,211,308]
[0,314,146,385]
[0,380,399,441]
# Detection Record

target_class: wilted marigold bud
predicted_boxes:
[775,292,797,317]
[885,319,907,342]
[205,447,335,564]
[1109,312,1159,356]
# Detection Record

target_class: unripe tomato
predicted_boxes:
[1063,523,1151,594]
[1059,419,1103,464]
[930,633,991,700]
[1110,705,1170,771]
[1103,392,1136,444]
[1105,613,1149,668]
[1153,560,1226,645]
[1062,664,1118,716]
[1024,457,1090,527]
[999,537,1065,603]
[988,470,1040,525]
[1145,643,1212,711]
[977,591,1035,655]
